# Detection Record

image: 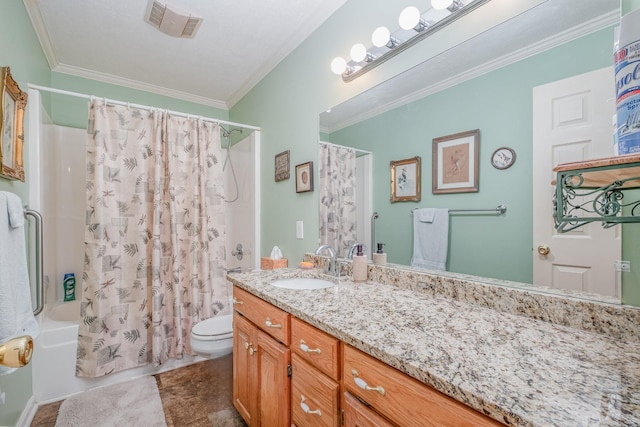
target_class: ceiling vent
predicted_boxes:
[144,0,202,38]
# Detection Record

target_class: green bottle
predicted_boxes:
[63,273,76,302]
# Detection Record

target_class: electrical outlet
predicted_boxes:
[615,260,631,272]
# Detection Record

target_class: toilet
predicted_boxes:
[190,314,233,358]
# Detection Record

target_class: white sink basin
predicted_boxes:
[270,277,336,290]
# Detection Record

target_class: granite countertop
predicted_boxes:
[227,268,640,427]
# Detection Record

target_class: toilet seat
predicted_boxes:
[191,315,233,341]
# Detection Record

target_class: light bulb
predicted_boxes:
[330,57,347,75]
[350,43,368,62]
[431,0,453,10]
[371,26,391,48]
[399,6,421,30]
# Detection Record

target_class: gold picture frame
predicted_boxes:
[0,67,27,182]
[432,129,479,194]
[295,161,313,193]
[274,150,290,182]
[390,156,421,203]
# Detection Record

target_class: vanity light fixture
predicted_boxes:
[371,26,400,49]
[350,43,374,63]
[331,0,491,81]
[399,6,430,32]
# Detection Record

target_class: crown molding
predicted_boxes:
[23,0,59,70]
[51,63,228,109]
[328,10,620,133]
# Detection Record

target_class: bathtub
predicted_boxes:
[32,300,204,403]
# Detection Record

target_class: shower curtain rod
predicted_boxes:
[27,84,261,132]
[320,141,372,155]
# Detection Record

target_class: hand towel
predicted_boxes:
[0,191,39,376]
[410,208,449,271]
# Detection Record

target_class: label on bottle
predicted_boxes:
[63,273,76,302]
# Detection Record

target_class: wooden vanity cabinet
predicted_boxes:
[342,345,502,427]
[233,287,291,426]
[291,317,340,427]
[343,392,394,427]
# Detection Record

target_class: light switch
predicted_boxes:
[296,221,304,239]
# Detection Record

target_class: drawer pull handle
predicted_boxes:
[300,395,322,416]
[265,317,282,329]
[351,369,385,396]
[300,340,321,354]
[233,298,243,305]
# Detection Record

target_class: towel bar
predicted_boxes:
[24,207,43,316]
[411,205,507,215]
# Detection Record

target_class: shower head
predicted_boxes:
[221,126,243,138]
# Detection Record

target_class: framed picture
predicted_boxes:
[295,161,313,193]
[390,156,421,202]
[432,129,479,194]
[274,150,290,182]
[0,67,27,182]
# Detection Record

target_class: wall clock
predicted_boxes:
[490,147,516,170]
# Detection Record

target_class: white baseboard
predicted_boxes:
[15,395,37,427]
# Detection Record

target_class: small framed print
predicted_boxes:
[0,67,27,182]
[274,150,290,182]
[390,156,421,203]
[432,129,479,194]
[295,161,313,193]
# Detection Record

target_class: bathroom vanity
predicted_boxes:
[229,260,640,426]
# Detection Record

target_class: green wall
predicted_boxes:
[0,1,50,425]
[327,28,615,283]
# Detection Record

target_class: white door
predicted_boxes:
[532,67,621,297]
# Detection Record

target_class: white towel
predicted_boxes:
[0,192,39,376]
[410,208,449,271]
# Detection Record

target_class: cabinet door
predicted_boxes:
[233,312,258,425]
[343,392,394,427]
[257,330,291,426]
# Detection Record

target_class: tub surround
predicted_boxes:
[227,257,640,426]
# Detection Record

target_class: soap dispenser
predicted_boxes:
[352,244,368,282]
[373,243,387,265]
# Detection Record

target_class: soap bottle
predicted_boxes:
[373,243,387,265]
[63,273,76,302]
[352,244,368,282]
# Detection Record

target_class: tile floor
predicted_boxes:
[30,354,246,427]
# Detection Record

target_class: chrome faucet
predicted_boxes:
[347,242,368,259]
[315,244,338,276]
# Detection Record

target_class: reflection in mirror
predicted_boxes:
[318,0,634,304]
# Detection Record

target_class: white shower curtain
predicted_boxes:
[76,100,228,377]
[318,143,357,258]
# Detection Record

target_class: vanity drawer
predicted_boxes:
[291,354,339,427]
[291,317,340,381]
[233,286,290,345]
[343,345,502,427]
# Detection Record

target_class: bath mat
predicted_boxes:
[55,376,167,427]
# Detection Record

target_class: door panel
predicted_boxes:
[532,67,621,297]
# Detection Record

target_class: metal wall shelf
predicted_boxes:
[553,154,640,232]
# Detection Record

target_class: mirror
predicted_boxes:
[319,0,626,303]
